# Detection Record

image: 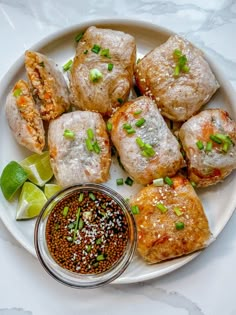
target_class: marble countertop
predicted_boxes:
[0,1,236,314]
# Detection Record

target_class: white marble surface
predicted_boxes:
[0,0,236,314]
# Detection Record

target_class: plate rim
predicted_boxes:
[0,18,236,284]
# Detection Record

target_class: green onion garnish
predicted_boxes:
[125,177,133,186]
[116,178,124,186]
[108,63,113,71]
[91,44,101,54]
[173,49,190,77]
[89,192,96,201]
[196,140,204,150]
[156,203,168,213]
[86,245,92,252]
[222,142,229,153]
[75,32,84,42]
[89,68,103,82]
[135,118,146,127]
[173,65,180,77]
[93,141,101,154]
[153,178,164,186]
[96,254,105,261]
[190,181,196,188]
[73,207,81,241]
[117,98,123,104]
[13,88,22,97]
[78,193,84,202]
[210,135,222,144]
[63,129,75,140]
[143,144,155,157]
[174,207,183,216]
[66,236,73,242]
[127,128,136,134]
[173,49,182,57]
[205,141,212,152]
[123,123,132,130]
[93,262,99,267]
[96,238,102,245]
[63,59,73,71]
[178,55,187,67]
[131,205,140,214]
[62,206,69,216]
[79,218,84,230]
[87,128,94,140]
[68,222,75,230]
[214,133,233,144]
[164,176,173,186]
[136,137,145,148]
[134,109,142,115]
[84,49,88,54]
[85,138,93,151]
[39,61,45,67]
[175,221,185,230]
[182,65,190,73]
[100,48,110,58]
[106,122,112,132]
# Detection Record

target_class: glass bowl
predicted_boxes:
[34,183,137,288]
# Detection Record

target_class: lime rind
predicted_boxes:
[44,184,62,199]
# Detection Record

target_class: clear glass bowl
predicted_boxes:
[34,184,137,288]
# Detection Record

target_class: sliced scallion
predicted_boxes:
[135,118,146,127]
[62,206,69,217]
[85,138,93,151]
[78,193,84,202]
[136,137,145,148]
[153,178,164,186]
[73,207,81,241]
[156,203,168,213]
[63,59,73,71]
[96,254,105,261]
[100,48,110,58]
[108,63,113,71]
[91,44,101,54]
[79,218,84,230]
[89,68,103,82]
[134,109,142,115]
[87,128,94,140]
[210,135,222,144]
[13,88,22,97]
[164,176,173,186]
[174,207,183,216]
[75,32,84,42]
[125,177,133,186]
[123,123,132,130]
[127,128,136,134]
[196,140,204,150]
[63,129,75,140]
[106,122,112,132]
[116,178,124,186]
[175,221,185,230]
[205,141,212,152]
[89,192,96,201]
[93,141,101,154]
[131,205,140,215]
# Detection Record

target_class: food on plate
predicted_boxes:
[45,188,130,274]
[0,161,28,200]
[179,109,236,187]
[134,35,220,121]
[16,181,47,220]
[69,26,136,115]
[5,79,45,154]
[109,96,185,185]
[25,50,70,121]
[20,151,53,187]
[48,111,111,187]
[129,175,211,264]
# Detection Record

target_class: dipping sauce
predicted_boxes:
[46,190,129,274]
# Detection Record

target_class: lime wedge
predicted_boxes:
[16,182,47,220]
[0,161,28,200]
[44,184,62,199]
[20,151,53,187]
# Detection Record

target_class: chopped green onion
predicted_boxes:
[100,48,110,58]
[79,218,84,230]
[156,203,168,213]
[87,128,94,140]
[55,223,60,231]
[136,137,145,148]
[84,49,88,54]
[108,63,113,71]
[182,65,190,73]
[164,176,173,186]
[13,88,22,97]
[190,181,196,188]
[91,44,101,54]
[125,177,133,186]
[63,129,75,140]
[214,133,233,144]
[117,98,123,104]
[134,109,142,115]
[178,55,187,67]
[205,141,212,152]
[96,238,102,245]
[173,65,180,77]
[96,254,105,261]
[86,245,92,252]
[63,59,73,71]
[173,49,182,57]
[210,135,222,144]
[131,205,140,214]
[85,138,93,151]
[135,118,146,127]
[78,193,84,202]
[93,141,101,154]
[75,32,84,42]
[127,128,136,134]
[89,68,103,82]
[93,262,99,267]
[106,122,112,131]
[174,207,183,216]
[89,192,96,201]
[196,140,204,150]
[38,61,45,67]
[68,222,75,230]
[222,142,229,153]
[73,207,81,241]
[62,206,69,217]
[153,178,164,186]
[123,123,132,130]
[175,221,185,230]
[116,178,124,186]
[66,236,73,242]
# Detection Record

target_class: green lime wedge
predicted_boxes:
[16,182,47,220]
[20,151,53,187]
[44,184,62,199]
[0,161,28,200]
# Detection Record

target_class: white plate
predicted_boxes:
[0,19,236,284]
